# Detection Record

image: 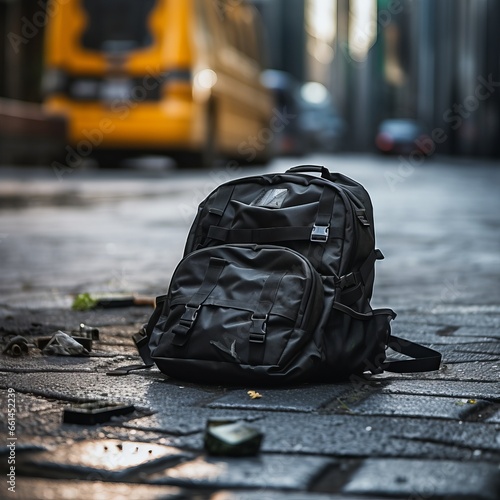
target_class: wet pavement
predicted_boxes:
[0,154,499,499]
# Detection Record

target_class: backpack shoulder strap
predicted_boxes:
[382,335,442,373]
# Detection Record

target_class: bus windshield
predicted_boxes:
[81,0,156,52]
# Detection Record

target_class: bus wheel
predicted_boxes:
[201,104,217,168]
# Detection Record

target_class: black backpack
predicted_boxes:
[133,165,441,384]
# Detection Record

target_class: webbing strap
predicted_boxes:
[308,187,336,270]
[336,249,384,305]
[208,185,235,217]
[315,186,335,229]
[172,257,226,345]
[207,225,344,244]
[198,185,235,248]
[359,248,383,284]
[381,335,442,373]
[248,272,283,365]
[336,283,363,305]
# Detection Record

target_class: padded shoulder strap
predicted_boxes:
[382,335,442,373]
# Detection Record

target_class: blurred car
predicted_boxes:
[298,81,346,153]
[260,70,305,156]
[375,119,431,155]
[261,71,346,156]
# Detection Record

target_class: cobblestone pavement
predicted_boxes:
[0,154,499,499]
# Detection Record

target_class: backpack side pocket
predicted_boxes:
[321,301,396,380]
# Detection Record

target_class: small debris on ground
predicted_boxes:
[247,390,262,399]
[41,331,90,356]
[204,419,264,456]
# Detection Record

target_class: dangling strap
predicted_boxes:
[382,335,442,373]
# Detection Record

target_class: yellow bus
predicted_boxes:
[43,0,274,168]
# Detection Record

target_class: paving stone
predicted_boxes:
[18,439,191,480]
[392,420,500,457]
[341,458,500,500]
[124,410,262,436]
[390,322,465,344]
[486,410,500,424]
[394,311,500,330]
[0,390,71,437]
[432,343,500,363]
[393,332,499,346]
[0,371,226,437]
[381,380,500,401]
[0,372,263,437]
[0,351,138,373]
[375,360,500,382]
[443,361,500,382]
[147,454,334,490]
[448,325,500,340]
[452,341,500,356]
[0,390,167,447]
[347,393,489,420]
[207,384,352,412]
[14,478,183,500]
[0,371,215,411]
[175,413,500,461]
[391,321,500,342]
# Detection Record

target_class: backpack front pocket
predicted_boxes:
[149,244,324,372]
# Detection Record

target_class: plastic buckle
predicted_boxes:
[310,224,329,242]
[179,304,200,328]
[249,314,267,343]
[356,209,370,226]
[339,273,357,289]
[172,304,201,343]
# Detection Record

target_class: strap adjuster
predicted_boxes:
[178,304,201,329]
[249,313,267,343]
[310,224,329,242]
[249,332,266,343]
[337,272,358,289]
[356,209,370,226]
[172,304,201,344]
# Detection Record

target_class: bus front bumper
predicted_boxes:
[46,99,200,151]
